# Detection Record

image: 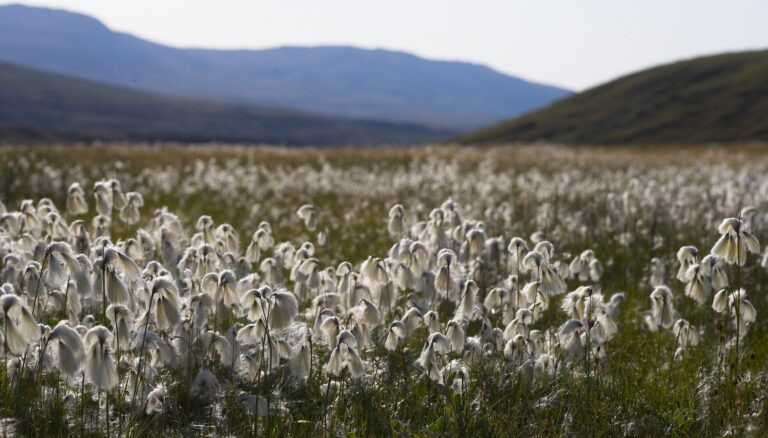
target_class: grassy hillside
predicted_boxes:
[0,62,453,146]
[459,50,768,145]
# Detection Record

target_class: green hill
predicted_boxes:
[459,50,768,145]
[0,61,454,146]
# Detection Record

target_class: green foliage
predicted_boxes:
[459,50,768,145]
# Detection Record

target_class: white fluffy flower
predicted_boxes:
[85,326,118,389]
[145,384,167,414]
[0,294,40,355]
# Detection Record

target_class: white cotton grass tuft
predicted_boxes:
[236,323,266,346]
[349,322,371,351]
[133,328,177,367]
[558,320,585,362]
[324,330,365,378]
[49,322,85,378]
[388,204,405,238]
[360,257,388,287]
[145,384,167,414]
[649,286,676,329]
[466,228,486,259]
[483,287,507,312]
[713,288,757,334]
[85,325,118,389]
[66,183,89,216]
[522,250,545,272]
[350,299,381,327]
[297,204,318,231]
[456,280,478,320]
[503,335,530,363]
[730,290,757,326]
[241,288,267,323]
[93,181,113,216]
[416,332,451,382]
[45,242,82,289]
[676,246,698,282]
[384,321,406,351]
[682,264,711,305]
[446,320,465,353]
[702,255,729,290]
[648,257,666,287]
[319,314,341,349]
[119,192,144,225]
[672,319,700,348]
[569,250,595,281]
[711,218,760,266]
[190,292,216,327]
[416,310,435,334]
[401,306,424,335]
[206,270,240,311]
[1,294,40,355]
[195,215,215,244]
[200,330,233,365]
[347,348,365,379]
[434,249,458,299]
[104,247,142,283]
[268,290,299,330]
[107,304,133,345]
[151,277,181,332]
[289,342,312,377]
[712,289,728,313]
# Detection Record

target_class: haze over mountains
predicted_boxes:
[460,50,768,145]
[0,61,454,145]
[0,4,570,132]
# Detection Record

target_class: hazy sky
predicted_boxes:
[4,0,768,90]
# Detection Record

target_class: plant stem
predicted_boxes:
[114,307,122,436]
[102,241,107,324]
[131,289,156,408]
[31,254,49,319]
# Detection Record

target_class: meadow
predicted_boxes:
[1,143,768,436]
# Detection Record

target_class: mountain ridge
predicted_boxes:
[0,4,570,130]
[0,61,454,145]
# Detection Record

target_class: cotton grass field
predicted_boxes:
[1,144,768,436]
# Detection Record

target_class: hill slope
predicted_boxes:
[0,4,569,130]
[459,51,768,145]
[0,62,453,145]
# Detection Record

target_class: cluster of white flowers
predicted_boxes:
[0,175,633,431]
[645,211,760,361]
[1,146,767,434]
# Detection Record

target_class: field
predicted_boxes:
[1,144,768,436]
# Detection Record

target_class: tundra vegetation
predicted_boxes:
[0,144,767,436]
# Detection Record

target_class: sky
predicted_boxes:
[3,0,768,90]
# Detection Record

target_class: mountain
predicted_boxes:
[0,61,453,145]
[459,50,768,145]
[0,4,570,130]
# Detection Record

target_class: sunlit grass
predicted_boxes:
[0,143,767,436]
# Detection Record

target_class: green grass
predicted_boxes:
[459,50,768,145]
[1,144,768,436]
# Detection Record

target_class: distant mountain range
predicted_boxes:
[459,50,768,145]
[0,4,570,132]
[0,62,453,145]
